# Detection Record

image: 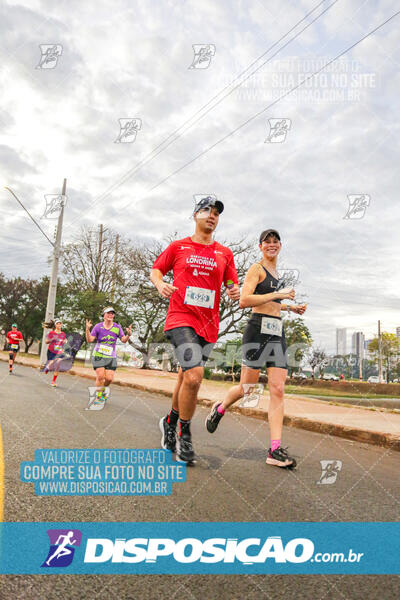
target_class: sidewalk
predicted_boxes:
[3,353,400,451]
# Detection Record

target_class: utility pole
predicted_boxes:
[39,179,67,367]
[95,224,103,292]
[110,234,119,302]
[378,320,383,383]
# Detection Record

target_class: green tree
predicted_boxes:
[308,346,328,378]
[363,359,378,380]
[283,317,313,376]
[368,333,400,382]
[62,225,132,294]
[62,288,110,332]
[121,240,172,368]
[0,274,67,353]
[214,337,243,380]
[0,273,29,347]
[23,277,68,353]
[61,225,135,342]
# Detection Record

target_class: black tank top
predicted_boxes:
[254,265,281,304]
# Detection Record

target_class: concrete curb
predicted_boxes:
[3,354,400,452]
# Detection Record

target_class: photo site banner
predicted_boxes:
[0,522,399,574]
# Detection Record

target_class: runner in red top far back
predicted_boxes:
[6,323,23,374]
[151,196,240,464]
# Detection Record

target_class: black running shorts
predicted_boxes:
[8,344,19,354]
[242,314,288,370]
[165,327,214,372]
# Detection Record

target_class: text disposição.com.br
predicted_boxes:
[83,536,365,565]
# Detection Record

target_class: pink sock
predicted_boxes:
[271,439,281,452]
[217,404,225,415]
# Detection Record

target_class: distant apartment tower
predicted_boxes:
[364,339,373,359]
[336,328,347,355]
[396,327,400,338]
[352,331,365,360]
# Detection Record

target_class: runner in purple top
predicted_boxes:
[91,322,124,358]
[85,307,132,408]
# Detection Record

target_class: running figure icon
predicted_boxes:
[45,531,77,566]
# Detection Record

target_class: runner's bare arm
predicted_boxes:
[121,324,133,343]
[85,319,96,343]
[150,269,178,298]
[239,264,295,308]
[288,304,307,315]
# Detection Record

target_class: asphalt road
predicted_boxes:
[1,363,399,599]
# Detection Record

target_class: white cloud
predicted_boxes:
[0,0,399,349]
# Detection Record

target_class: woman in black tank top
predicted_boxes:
[205,230,307,468]
[253,265,282,303]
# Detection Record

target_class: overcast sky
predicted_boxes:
[1,0,399,353]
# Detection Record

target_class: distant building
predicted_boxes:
[396,327,400,339]
[336,328,347,355]
[352,331,365,360]
[364,339,374,359]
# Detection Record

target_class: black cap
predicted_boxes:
[259,229,281,243]
[194,196,224,215]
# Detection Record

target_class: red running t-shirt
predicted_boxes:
[6,330,23,347]
[152,237,238,343]
[47,331,67,354]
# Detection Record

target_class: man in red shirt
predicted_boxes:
[151,196,240,463]
[6,323,23,374]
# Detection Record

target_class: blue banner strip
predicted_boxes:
[1,522,399,574]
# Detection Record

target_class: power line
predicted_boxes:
[140,9,400,199]
[4,187,54,247]
[69,0,339,223]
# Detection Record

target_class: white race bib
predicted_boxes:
[11,344,19,350]
[98,344,113,356]
[260,317,282,337]
[54,344,63,351]
[184,286,215,309]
